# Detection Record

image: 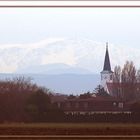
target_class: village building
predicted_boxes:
[55,43,131,114]
[58,96,129,115]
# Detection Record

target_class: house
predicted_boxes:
[57,96,130,115]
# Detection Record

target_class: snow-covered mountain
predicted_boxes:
[0,38,139,74]
[16,63,92,74]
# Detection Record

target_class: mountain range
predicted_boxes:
[0,73,100,95]
[0,38,139,74]
[16,63,93,75]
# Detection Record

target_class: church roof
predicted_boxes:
[102,43,112,72]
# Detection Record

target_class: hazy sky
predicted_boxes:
[0,8,140,48]
[0,8,140,73]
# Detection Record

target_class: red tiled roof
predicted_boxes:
[64,96,122,102]
[58,97,127,112]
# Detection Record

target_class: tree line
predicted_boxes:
[113,61,140,101]
[0,77,64,122]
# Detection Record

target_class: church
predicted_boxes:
[100,42,113,94]
[54,43,132,114]
[103,44,140,100]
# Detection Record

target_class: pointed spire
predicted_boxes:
[103,42,111,71]
[106,42,108,49]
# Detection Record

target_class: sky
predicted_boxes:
[0,8,140,73]
[0,8,140,47]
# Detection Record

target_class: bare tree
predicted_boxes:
[113,65,121,83]
[121,61,136,83]
[121,61,137,100]
[136,69,140,83]
[112,61,138,101]
[112,66,122,98]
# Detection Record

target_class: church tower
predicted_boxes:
[101,43,113,93]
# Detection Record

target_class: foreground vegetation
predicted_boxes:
[0,77,64,122]
[0,76,140,123]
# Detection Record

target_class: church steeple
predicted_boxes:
[100,42,113,94]
[103,42,111,71]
